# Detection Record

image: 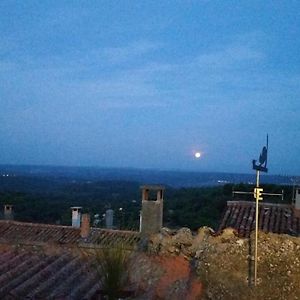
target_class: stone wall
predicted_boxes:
[148,227,300,300]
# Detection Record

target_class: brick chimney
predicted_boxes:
[80,213,90,239]
[71,207,82,228]
[4,204,13,220]
[293,187,300,218]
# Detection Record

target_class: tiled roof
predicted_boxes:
[0,220,140,298]
[0,249,100,299]
[0,220,140,247]
[218,201,300,238]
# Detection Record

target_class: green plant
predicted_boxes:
[94,244,131,300]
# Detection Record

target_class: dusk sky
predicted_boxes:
[1,1,300,175]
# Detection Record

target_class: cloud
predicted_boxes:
[1,32,298,118]
[1,33,299,127]
[0,38,167,105]
[102,40,160,64]
[196,44,264,67]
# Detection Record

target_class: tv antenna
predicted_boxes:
[232,135,283,286]
[252,135,269,287]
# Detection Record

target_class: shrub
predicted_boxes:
[93,243,131,300]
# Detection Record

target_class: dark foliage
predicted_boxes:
[0,175,294,231]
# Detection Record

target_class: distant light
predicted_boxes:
[119,207,123,211]
[195,152,201,158]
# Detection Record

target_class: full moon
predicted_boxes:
[195,152,201,158]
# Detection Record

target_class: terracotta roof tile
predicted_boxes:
[0,220,141,248]
[0,249,100,299]
[219,201,300,237]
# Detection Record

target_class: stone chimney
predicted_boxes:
[140,185,164,236]
[293,187,300,218]
[71,207,82,228]
[4,204,13,220]
[80,213,90,239]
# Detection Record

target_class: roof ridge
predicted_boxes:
[0,220,77,230]
[0,220,139,235]
[227,200,293,208]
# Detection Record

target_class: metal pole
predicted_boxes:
[254,170,260,286]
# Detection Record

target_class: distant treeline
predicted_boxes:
[0,175,294,231]
[0,164,298,187]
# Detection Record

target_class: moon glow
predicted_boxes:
[195,152,201,158]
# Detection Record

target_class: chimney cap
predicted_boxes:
[71,206,82,210]
[140,185,165,190]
